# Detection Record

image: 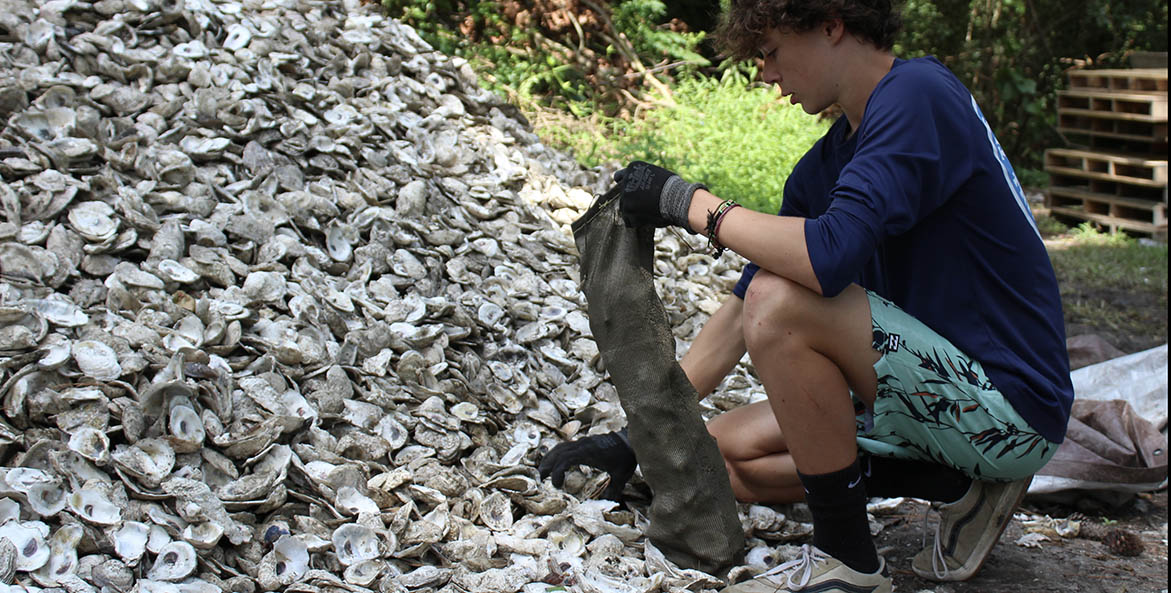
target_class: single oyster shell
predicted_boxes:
[330,524,380,566]
[66,489,121,525]
[156,259,199,284]
[167,405,205,453]
[343,559,385,586]
[67,201,119,243]
[256,535,309,590]
[335,486,379,516]
[91,559,135,591]
[111,438,175,488]
[478,491,513,532]
[146,541,197,581]
[242,271,287,303]
[0,520,50,571]
[33,523,82,586]
[451,401,481,422]
[24,482,67,517]
[71,340,121,381]
[67,426,110,464]
[181,522,223,549]
[223,24,252,51]
[325,221,355,262]
[112,521,150,564]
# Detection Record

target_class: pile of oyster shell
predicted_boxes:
[0,0,812,591]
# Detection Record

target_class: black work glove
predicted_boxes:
[614,161,705,230]
[538,429,637,501]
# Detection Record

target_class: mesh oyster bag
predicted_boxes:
[571,187,745,574]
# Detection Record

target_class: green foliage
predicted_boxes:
[377,0,709,115]
[1067,222,1140,247]
[539,66,828,214]
[895,0,1169,171]
[1049,222,1167,288]
[612,1,710,70]
[607,71,828,214]
[1033,213,1070,237]
[1047,222,1168,348]
[1015,167,1049,190]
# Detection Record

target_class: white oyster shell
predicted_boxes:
[67,427,110,464]
[112,521,150,563]
[146,541,197,581]
[71,340,121,381]
[66,490,121,525]
[330,524,380,566]
[0,520,50,571]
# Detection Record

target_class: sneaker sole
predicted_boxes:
[913,476,1033,582]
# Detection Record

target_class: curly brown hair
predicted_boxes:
[714,0,903,61]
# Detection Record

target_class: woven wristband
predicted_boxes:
[705,199,738,257]
[714,203,741,239]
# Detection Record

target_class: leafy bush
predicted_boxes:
[895,0,1169,172]
[377,0,708,116]
[596,68,829,214]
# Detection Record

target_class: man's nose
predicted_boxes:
[761,67,781,86]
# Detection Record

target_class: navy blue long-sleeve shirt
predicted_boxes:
[733,57,1073,443]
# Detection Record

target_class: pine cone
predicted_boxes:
[1103,528,1144,557]
[1078,521,1107,541]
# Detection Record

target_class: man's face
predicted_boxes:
[758,25,839,115]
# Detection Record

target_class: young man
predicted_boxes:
[541,1,1073,591]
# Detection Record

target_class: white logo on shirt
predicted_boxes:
[969,95,1040,239]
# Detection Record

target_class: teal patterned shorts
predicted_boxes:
[854,291,1058,481]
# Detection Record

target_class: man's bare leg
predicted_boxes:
[707,401,804,504]
[741,272,878,473]
[741,270,881,573]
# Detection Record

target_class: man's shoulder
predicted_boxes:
[870,57,971,117]
[887,56,952,81]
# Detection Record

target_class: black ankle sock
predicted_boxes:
[798,458,880,574]
[860,455,973,503]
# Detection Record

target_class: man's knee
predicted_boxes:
[707,413,747,461]
[707,402,783,462]
[741,271,815,350]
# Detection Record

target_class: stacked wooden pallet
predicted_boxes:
[1045,67,1168,239]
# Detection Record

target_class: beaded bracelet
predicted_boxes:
[704,199,740,257]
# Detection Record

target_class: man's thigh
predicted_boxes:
[744,273,881,406]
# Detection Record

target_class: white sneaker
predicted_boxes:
[912,475,1033,581]
[719,545,892,593]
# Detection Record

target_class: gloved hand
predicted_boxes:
[614,161,705,230]
[538,429,637,501]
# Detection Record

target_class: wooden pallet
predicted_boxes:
[1057,113,1170,144]
[1067,68,1168,94]
[1046,171,1169,203]
[1046,190,1168,239]
[1057,89,1168,120]
[1046,185,1168,227]
[1044,148,1168,186]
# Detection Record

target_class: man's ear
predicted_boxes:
[824,18,846,43]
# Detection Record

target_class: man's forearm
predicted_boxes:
[687,189,821,294]
[680,296,748,398]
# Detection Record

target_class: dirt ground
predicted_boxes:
[872,490,1168,593]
